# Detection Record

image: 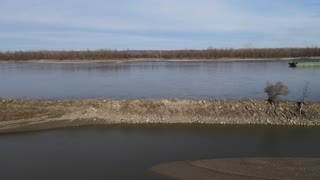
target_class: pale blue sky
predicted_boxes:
[0,0,319,50]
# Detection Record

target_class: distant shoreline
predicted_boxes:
[0,56,320,63]
[1,99,319,134]
[1,48,320,62]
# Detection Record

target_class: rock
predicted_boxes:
[290,120,297,125]
[87,107,97,113]
[279,107,284,111]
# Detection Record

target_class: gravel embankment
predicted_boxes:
[1,99,319,133]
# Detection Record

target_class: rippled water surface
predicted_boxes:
[0,61,319,100]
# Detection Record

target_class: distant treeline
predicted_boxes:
[0,48,320,60]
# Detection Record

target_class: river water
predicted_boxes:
[1,61,320,179]
[0,125,320,179]
[0,60,319,100]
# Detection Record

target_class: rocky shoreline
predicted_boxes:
[1,99,320,133]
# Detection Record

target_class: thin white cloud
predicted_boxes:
[0,0,319,33]
[0,0,319,49]
[0,31,201,44]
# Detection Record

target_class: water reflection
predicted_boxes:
[0,61,319,100]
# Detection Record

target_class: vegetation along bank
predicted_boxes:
[1,48,320,61]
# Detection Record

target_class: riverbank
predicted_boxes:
[152,158,320,180]
[1,99,319,133]
[0,57,320,63]
[1,48,320,62]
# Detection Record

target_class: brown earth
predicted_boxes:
[0,99,320,133]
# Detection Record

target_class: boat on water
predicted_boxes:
[289,61,320,67]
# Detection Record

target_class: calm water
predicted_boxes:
[0,125,320,179]
[0,61,319,100]
[1,61,319,179]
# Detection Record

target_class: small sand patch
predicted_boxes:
[152,158,320,180]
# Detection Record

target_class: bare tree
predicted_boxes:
[298,83,309,115]
[1,48,320,61]
[301,83,309,103]
[264,81,289,103]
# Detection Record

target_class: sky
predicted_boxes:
[0,0,320,50]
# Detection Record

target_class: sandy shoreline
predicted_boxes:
[152,158,320,180]
[0,99,319,133]
[0,56,320,63]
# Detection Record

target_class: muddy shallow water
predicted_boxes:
[0,61,319,100]
[1,125,320,179]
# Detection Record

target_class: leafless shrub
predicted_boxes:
[298,83,309,115]
[264,81,289,103]
[301,83,309,103]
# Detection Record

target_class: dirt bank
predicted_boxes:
[0,99,319,133]
[152,158,320,180]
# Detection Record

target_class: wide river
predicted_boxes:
[0,61,320,179]
[1,125,320,179]
[0,60,319,100]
